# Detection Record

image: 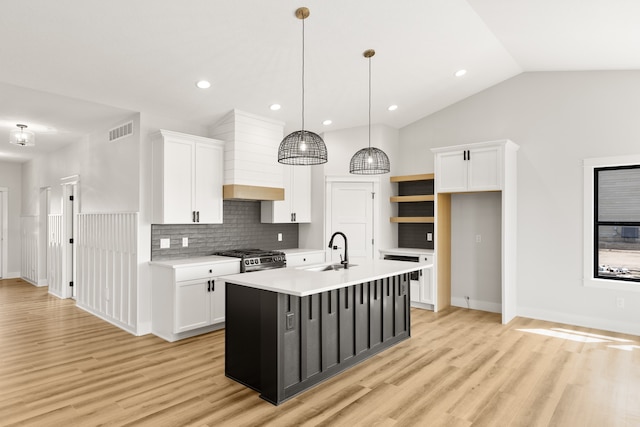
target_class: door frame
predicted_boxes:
[60,175,79,299]
[0,187,7,279]
[324,175,381,262]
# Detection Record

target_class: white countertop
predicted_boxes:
[221,259,429,297]
[281,248,325,255]
[149,255,240,268]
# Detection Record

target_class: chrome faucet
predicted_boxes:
[328,231,349,269]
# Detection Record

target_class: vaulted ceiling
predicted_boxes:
[1,0,639,162]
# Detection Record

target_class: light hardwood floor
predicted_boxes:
[1,278,639,426]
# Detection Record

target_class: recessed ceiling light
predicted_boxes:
[270,104,281,111]
[196,80,211,89]
[455,69,467,77]
[322,119,332,126]
[388,105,398,111]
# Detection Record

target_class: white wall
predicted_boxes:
[300,124,400,252]
[399,71,640,335]
[0,161,22,278]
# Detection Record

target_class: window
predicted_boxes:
[584,155,640,291]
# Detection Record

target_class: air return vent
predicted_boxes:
[109,121,133,142]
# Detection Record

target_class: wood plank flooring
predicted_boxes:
[1,277,639,426]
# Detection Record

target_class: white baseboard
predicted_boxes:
[451,296,501,314]
[517,306,640,337]
[2,271,21,279]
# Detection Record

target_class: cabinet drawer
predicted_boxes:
[175,262,240,282]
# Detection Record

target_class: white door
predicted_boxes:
[327,181,374,265]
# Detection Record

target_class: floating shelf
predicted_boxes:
[390,216,435,223]
[390,173,434,183]
[390,195,434,203]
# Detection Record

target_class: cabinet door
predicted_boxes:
[467,146,502,191]
[291,166,311,223]
[210,279,225,324]
[163,139,195,223]
[194,142,223,224]
[174,279,209,333]
[436,150,467,193]
[419,266,434,304]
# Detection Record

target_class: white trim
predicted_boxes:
[451,297,501,314]
[518,306,640,337]
[0,187,7,278]
[583,155,640,292]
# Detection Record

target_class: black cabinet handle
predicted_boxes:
[467,150,471,160]
[212,281,215,292]
[192,211,196,222]
[464,150,467,161]
[207,280,211,292]
[196,211,200,222]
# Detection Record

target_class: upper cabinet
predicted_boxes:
[433,141,515,193]
[261,165,311,223]
[152,130,224,224]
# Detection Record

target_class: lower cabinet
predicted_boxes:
[151,259,240,342]
[410,264,435,306]
[174,277,225,333]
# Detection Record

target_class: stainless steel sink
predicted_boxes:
[304,263,358,272]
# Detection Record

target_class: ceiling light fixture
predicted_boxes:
[322,119,332,126]
[278,7,328,165]
[270,104,281,111]
[388,105,398,111]
[9,124,35,147]
[350,49,390,175]
[455,69,467,77]
[196,80,211,89]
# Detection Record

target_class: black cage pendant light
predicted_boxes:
[278,7,328,165]
[350,49,390,174]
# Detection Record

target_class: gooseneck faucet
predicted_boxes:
[328,231,349,269]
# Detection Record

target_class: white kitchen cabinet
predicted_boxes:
[283,249,325,268]
[433,142,504,193]
[152,130,224,224]
[261,165,311,223]
[151,257,240,342]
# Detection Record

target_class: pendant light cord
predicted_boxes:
[301,15,305,133]
[368,55,372,151]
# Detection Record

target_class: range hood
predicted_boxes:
[210,109,285,201]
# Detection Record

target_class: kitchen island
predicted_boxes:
[223,259,424,405]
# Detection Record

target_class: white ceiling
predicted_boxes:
[1,0,639,163]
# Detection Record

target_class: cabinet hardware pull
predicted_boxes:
[207,280,211,292]
[464,150,467,161]
[192,211,196,222]
[467,150,471,160]
[196,211,200,222]
[212,281,215,292]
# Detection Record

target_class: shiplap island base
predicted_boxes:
[223,260,425,405]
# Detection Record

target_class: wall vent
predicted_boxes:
[109,121,134,142]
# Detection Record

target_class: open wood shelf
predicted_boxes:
[390,195,434,203]
[390,173,434,183]
[390,216,435,223]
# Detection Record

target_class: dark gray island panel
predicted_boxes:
[225,273,411,405]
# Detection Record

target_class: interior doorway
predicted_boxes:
[325,177,379,265]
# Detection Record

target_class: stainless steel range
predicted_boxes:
[214,249,287,272]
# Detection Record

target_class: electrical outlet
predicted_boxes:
[475,234,481,243]
[160,238,170,249]
[182,237,188,247]
[616,297,625,309]
[278,233,283,242]
[427,232,433,241]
